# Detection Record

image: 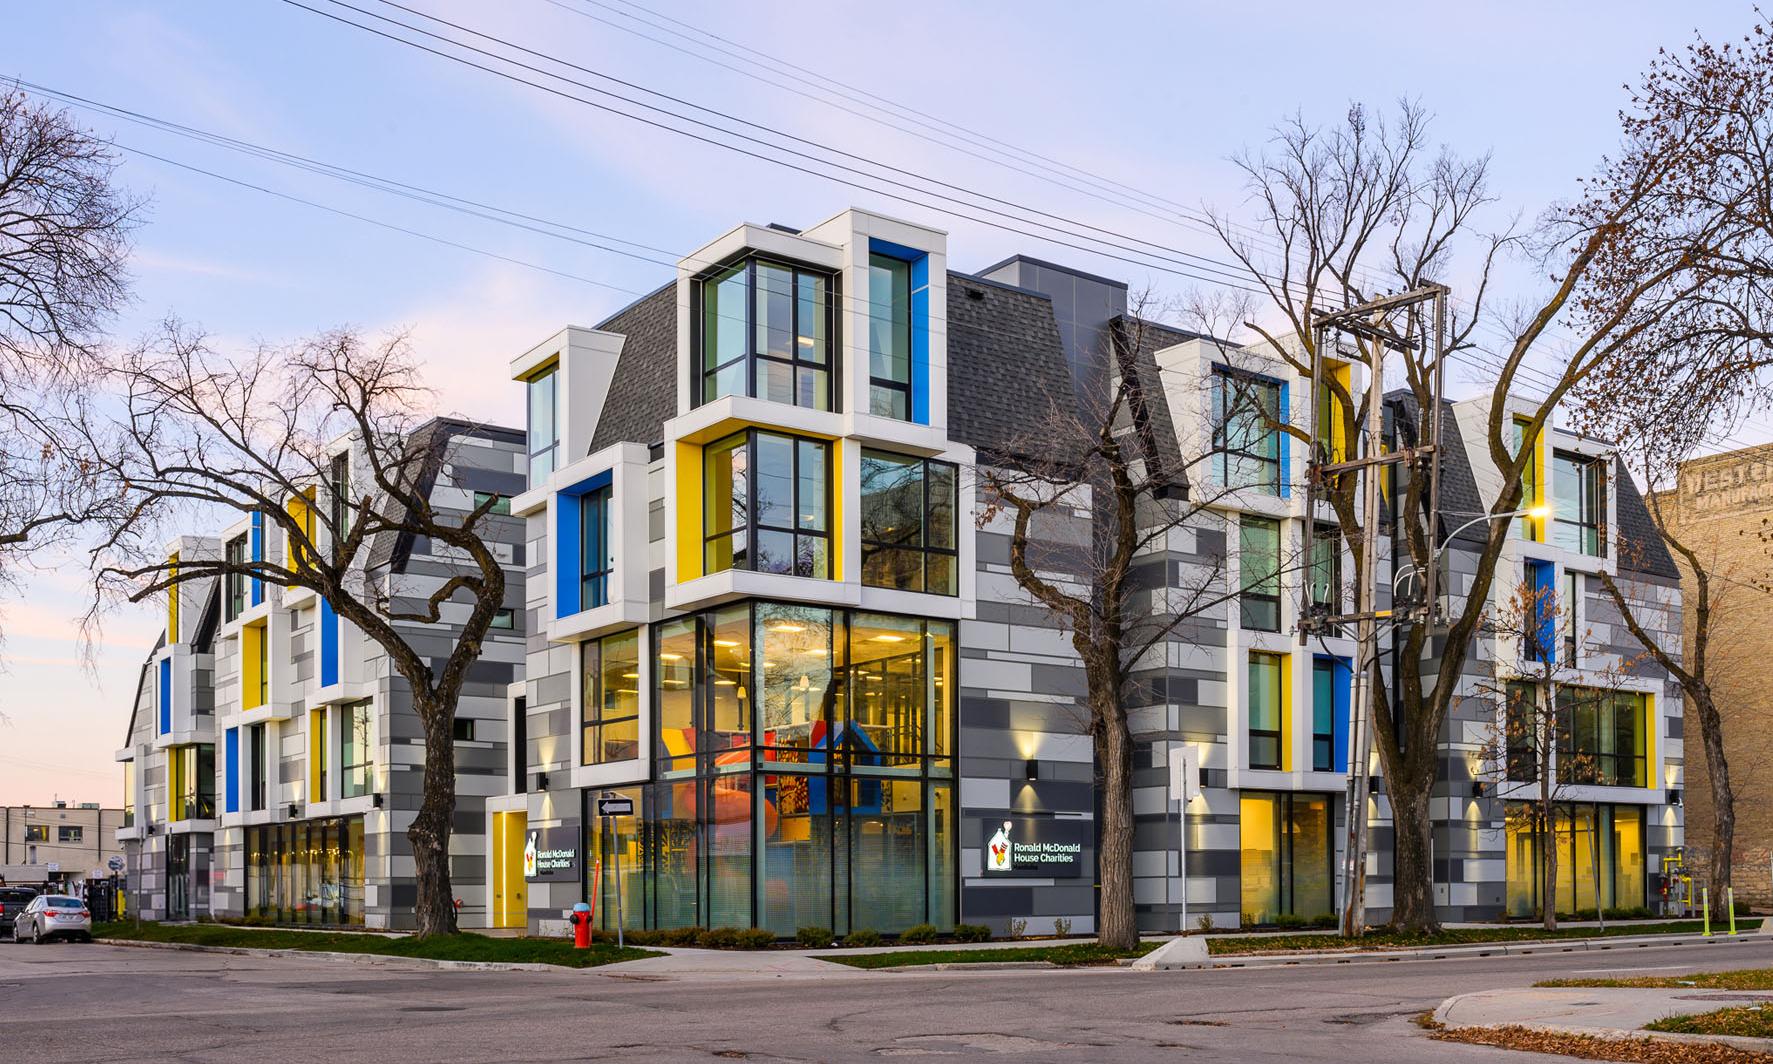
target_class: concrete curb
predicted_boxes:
[1132,935,1209,971]
[1198,930,1762,969]
[872,960,1059,972]
[1434,988,1773,1054]
[95,937,575,973]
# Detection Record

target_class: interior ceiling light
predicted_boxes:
[713,639,740,648]
[871,634,908,643]
[767,622,806,633]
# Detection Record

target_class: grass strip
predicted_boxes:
[1209,919,1759,956]
[1432,1023,1773,1063]
[826,942,1159,969]
[1544,967,1773,991]
[92,921,658,968]
[1648,1006,1773,1039]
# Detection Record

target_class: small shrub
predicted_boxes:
[841,928,882,947]
[796,925,834,948]
[900,923,940,944]
[735,928,776,949]
[1195,913,1215,933]
[1054,917,1073,936]
[1309,913,1338,929]
[1006,917,1029,938]
[1272,913,1308,930]
[661,926,703,947]
[951,924,991,943]
[697,926,741,950]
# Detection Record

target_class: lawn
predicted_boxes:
[1543,967,1773,991]
[826,941,1161,969]
[1647,1005,1773,1039]
[1209,919,1757,956]
[92,921,658,968]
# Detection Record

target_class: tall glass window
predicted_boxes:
[328,452,352,541]
[698,258,832,411]
[1239,516,1281,631]
[1553,451,1607,557]
[122,760,134,828]
[868,253,912,419]
[1515,416,1542,541]
[703,430,830,579]
[249,722,267,811]
[526,365,559,483]
[1506,802,1646,918]
[1310,658,1336,772]
[1557,687,1647,787]
[860,450,958,595]
[341,700,372,799]
[581,630,641,764]
[1211,367,1282,493]
[1248,652,1283,770]
[1240,792,1333,925]
[580,486,612,610]
[1308,523,1340,619]
[245,816,365,926]
[224,534,248,622]
[169,744,215,821]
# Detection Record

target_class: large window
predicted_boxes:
[1241,792,1333,925]
[122,761,134,828]
[245,816,365,926]
[868,253,912,419]
[526,365,559,483]
[248,723,268,811]
[634,602,955,935]
[1310,658,1339,772]
[328,452,352,541]
[581,630,642,764]
[1506,802,1645,918]
[860,450,957,595]
[169,744,215,821]
[1211,367,1282,493]
[1515,416,1542,541]
[1558,687,1648,787]
[580,486,612,610]
[224,534,248,622]
[341,700,372,799]
[1308,524,1341,620]
[1239,516,1281,632]
[1553,451,1606,557]
[704,429,830,579]
[699,258,832,411]
[1248,652,1284,770]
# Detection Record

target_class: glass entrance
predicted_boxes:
[166,835,190,919]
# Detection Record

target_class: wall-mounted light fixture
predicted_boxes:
[371,793,384,809]
[287,803,300,819]
[536,772,550,791]
[1369,777,1384,796]
[1024,759,1038,781]
[1667,788,1682,807]
[1471,781,1486,799]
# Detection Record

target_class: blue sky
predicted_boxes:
[0,0,1755,803]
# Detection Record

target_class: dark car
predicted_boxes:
[0,888,39,940]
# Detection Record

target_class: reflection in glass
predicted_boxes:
[757,604,835,750]
[655,620,697,774]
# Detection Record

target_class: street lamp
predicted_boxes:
[1392,505,1552,603]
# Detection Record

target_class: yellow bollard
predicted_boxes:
[1702,887,1712,937]
[1729,888,1739,936]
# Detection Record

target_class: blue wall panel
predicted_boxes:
[224,727,240,814]
[158,658,171,735]
[320,596,339,687]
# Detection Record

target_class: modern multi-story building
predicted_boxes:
[489,207,1686,936]
[117,419,528,927]
[118,206,1686,934]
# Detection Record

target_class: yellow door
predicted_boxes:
[490,811,528,929]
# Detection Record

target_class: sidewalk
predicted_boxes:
[1435,986,1773,1053]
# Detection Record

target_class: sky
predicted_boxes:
[0,0,1759,804]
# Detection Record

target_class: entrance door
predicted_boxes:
[490,811,528,928]
[166,835,191,920]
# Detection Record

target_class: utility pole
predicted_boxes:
[1300,285,1448,938]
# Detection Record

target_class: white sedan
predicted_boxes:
[12,895,92,944]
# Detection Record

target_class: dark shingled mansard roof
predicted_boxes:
[364,417,526,578]
[587,280,678,454]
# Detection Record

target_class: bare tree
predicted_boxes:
[0,87,139,649]
[87,324,509,937]
[1209,33,1773,931]
[979,302,1306,949]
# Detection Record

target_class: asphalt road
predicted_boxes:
[8,935,1773,1062]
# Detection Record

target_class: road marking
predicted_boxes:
[1568,964,1694,974]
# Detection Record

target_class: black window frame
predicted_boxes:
[452,718,476,742]
[866,251,913,420]
[1239,515,1282,633]
[249,722,267,811]
[328,452,351,542]
[340,699,372,800]
[525,364,560,484]
[1310,657,1336,772]
[224,533,248,622]
[859,449,959,596]
[1552,449,1607,557]
[1211,365,1283,494]
[582,630,643,766]
[694,255,838,412]
[580,485,613,610]
[1248,651,1284,770]
[57,825,82,843]
[703,428,832,580]
[472,490,512,516]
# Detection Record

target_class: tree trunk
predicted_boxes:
[1386,763,1437,932]
[1093,676,1138,951]
[1693,689,1735,920]
[409,700,459,937]
[1540,769,1558,931]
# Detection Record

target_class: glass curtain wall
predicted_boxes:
[244,816,366,926]
[1239,792,1333,925]
[699,258,832,410]
[704,430,831,579]
[1505,802,1647,918]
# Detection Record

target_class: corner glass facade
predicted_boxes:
[587,602,955,935]
[244,816,366,926]
[698,258,833,411]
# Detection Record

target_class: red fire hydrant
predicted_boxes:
[569,902,592,949]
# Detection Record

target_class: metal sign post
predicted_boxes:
[596,794,633,949]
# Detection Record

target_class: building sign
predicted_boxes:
[522,823,581,883]
[981,817,1087,878]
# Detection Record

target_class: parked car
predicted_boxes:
[12,895,92,944]
[0,888,38,940]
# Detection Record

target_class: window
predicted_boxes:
[582,630,642,764]
[341,700,372,799]
[704,429,830,578]
[328,452,352,542]
[698,258,832,411]
[511,695,528,794]
[868,253,912,419]
[1505,802,1646,918]
[1307,524,1341,620]
[249,723,267,812]
[580,485,612,609]
[285,489,317,571]
[243,622,269,710]
[1553,451,1607,557]
[1558,688,1648,788]
[1239,516,1281,632]
[491,608,517,630]
[1248,652,1284,770]
[860,450,958,595]
[1561,570,1581,665]
[1211,367,1282,493]
[1515,416,1543,541]
[122,761,135,828]
[1505,681,1539,783]
[473,490,512,515]
[170,744,216,821]
[24,824,47,842]
[58,826,82,843]
[527,365,559,483]
[1241,792,1333,925]
[224,534,248,622]
[1310,658,1339,772]
[453,718,476,742]
[1522,560,1555,664]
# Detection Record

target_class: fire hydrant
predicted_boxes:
[569,902,592,950]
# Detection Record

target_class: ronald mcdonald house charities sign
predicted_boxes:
[981,816,1088,878]
[523,823,581,883]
